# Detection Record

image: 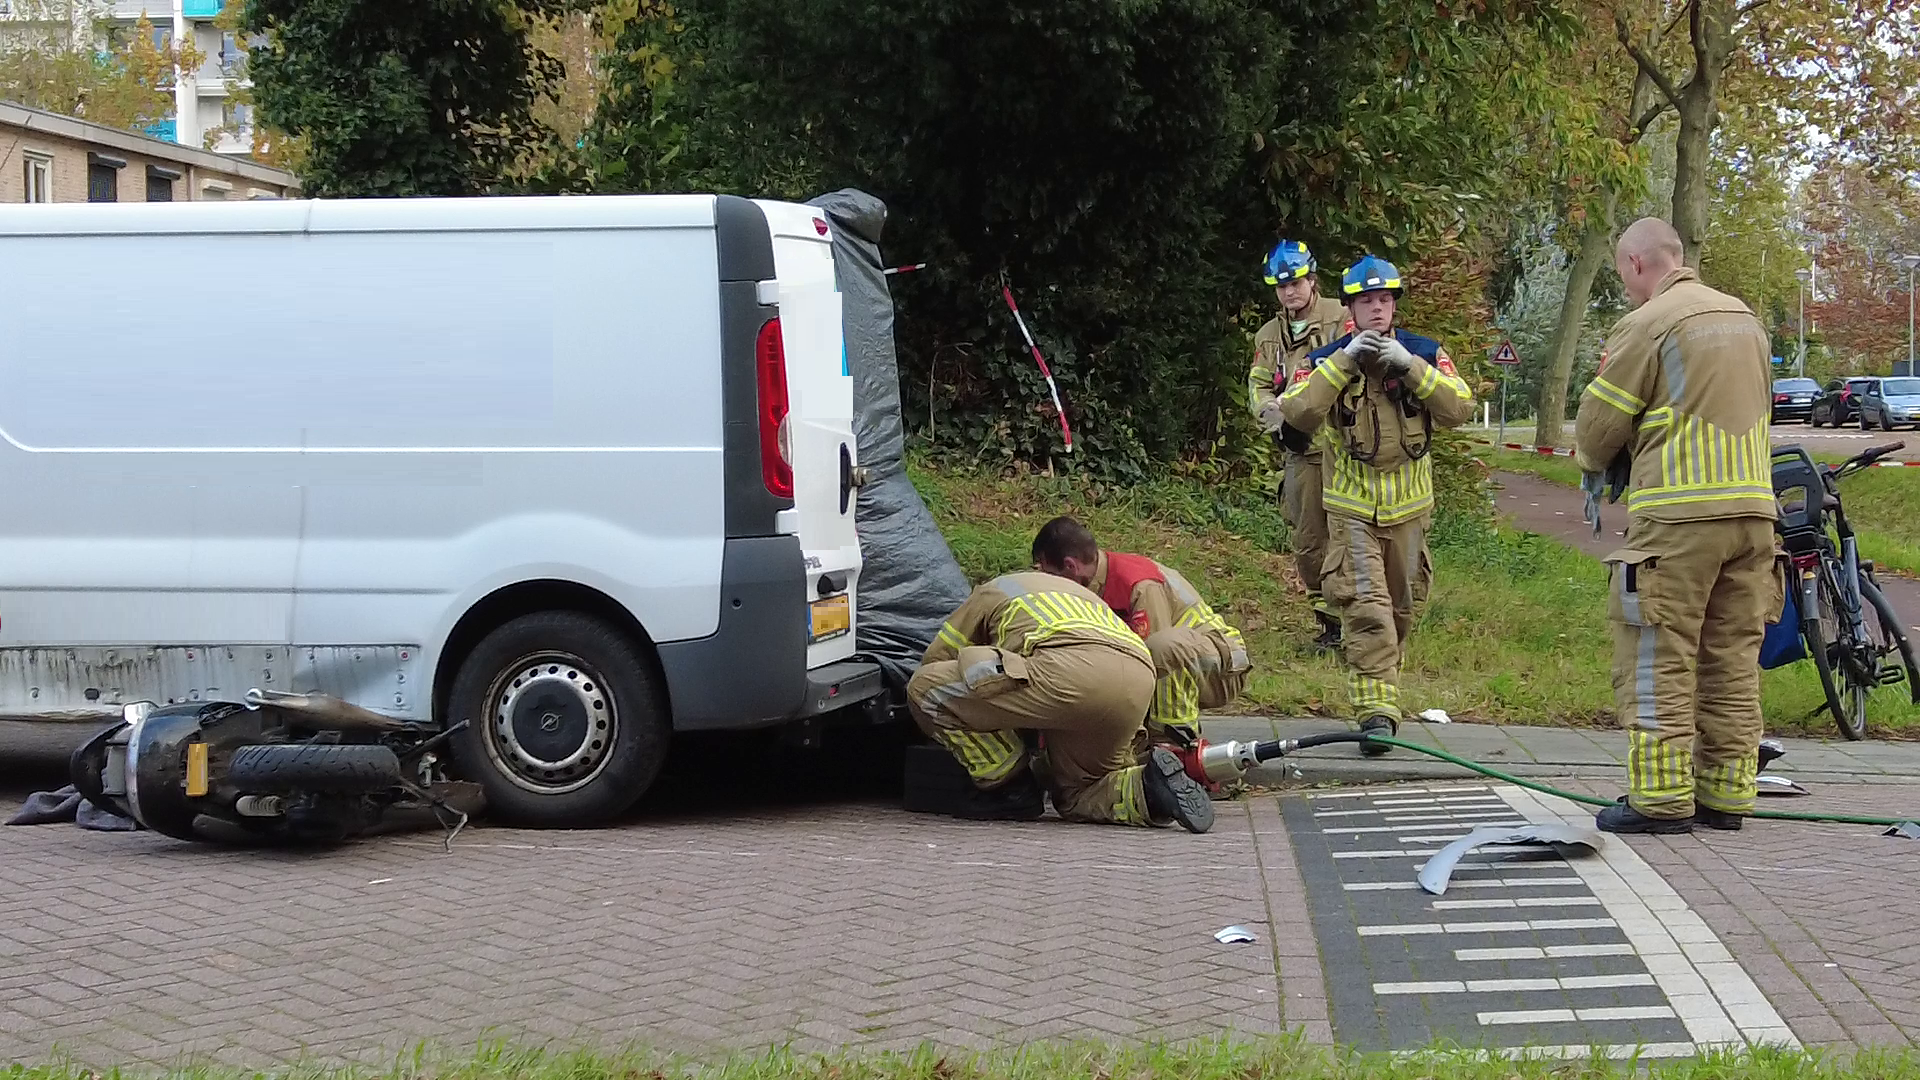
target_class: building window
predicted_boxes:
[146,165,180,202]
[23,154,50,203]
[87,164,118,202]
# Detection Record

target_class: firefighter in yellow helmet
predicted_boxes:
[1575,217,1780,835]
[905,567,1216,833]
[1280,255,1477,755]
[1250,240,1354,649]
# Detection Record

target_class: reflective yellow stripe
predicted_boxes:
[936,622,969,651]
[1587,376,1644,414]
[1696,755,1758,814]
[943,730,1025,785]
[1005,592,1149,656]
[1628,483,1777,510]
[1283,358,1349,404]
[1626,730,1693,803]
[1413,363,1440,397]
[1149,669,1201,730]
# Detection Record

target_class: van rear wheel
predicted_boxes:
[447,611,668,827]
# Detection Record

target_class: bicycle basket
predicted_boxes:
[1770,445,1829,552]
[1758,581,1806,670]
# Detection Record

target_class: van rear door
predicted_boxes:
[755,202,860,669]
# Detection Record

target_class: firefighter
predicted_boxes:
[1250,240,1354,650]
[905,569,1216,833]
[1280,255,1477,756]
[1574,217,1779,834]
[1029,515,1252,754]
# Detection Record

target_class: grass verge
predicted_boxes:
[11,1038,1920,1080]
[910,457,1920,737]
[1486,442,1920,580]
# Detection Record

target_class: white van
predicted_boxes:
[0,193,885,827]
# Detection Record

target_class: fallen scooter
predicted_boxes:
[68,689,483,847]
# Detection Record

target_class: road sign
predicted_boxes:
[1491,341,1520,366]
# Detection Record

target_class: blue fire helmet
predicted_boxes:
[1341,255,1403,298]
[1263,240,1316,286]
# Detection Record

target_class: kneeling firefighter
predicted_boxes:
[1029,516,1252,786]
[905,570,1216,833]
[1280,255,1476,755]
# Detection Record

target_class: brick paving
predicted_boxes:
[1558,778,1920,1051]
[4,720,1918,1066]
[0,790,1302,1068]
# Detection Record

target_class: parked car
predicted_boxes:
[1810,377,1881,427]
[1771,377,1820,423]
[1857,376,1920,430]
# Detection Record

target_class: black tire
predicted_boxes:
[446,610,668,827]
[1860,575,1920,707]
[1883,412,1896,432]
[227,743,403,794]
[1859,411,1872,431]
[1810,563,1870,740]
[1802,569,1853,738]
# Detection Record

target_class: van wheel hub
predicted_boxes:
[485,652,617,794]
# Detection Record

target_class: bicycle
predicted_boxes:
[1768,441,1920,739]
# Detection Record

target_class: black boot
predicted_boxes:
[1357,712,1395,757]
[955,770,1046,822]
[1143,747,1214,834]
[1312,611,1342,652]
[1595,796,1693,835]
[1693,805,1744,832]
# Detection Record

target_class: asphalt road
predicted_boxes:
[1769,420,1920,462]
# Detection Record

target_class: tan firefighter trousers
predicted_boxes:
[906,642,1157,825]
[1607,516,1780,818]
[1321,513,1432,721]
[1284,450,1334,618]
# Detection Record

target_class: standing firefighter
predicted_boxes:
[1029,516,1252,755]
[906,571,1216,833]
[1250,240,1354,649]
[1575,218,1779,835]
[1280,255,1476,755]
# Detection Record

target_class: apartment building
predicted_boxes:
[2,99,298,202]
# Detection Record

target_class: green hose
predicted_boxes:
[1360,733,1917,828]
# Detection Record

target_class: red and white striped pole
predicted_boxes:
[1001,279,1074,455]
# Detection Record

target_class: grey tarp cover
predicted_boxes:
[5,783,139,831]
[804,189,972,692]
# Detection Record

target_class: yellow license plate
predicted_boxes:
[810,594,851,643]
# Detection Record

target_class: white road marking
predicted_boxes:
[1345,876,1586,892]
[1430,896,1605,910]
[1495,784,1804,1051]
[1356,917,1616,936]
[1455,944,1637,961]
[1374,973,1655,994]
[1478,1005,1675,1025]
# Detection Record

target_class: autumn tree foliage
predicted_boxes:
[1804,167,1920,372]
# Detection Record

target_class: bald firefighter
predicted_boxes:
[1575,218,1779,835]
[1029,515,1252,757]
[906,570,1215,833]
[1250,240,1354,649]
[1281,255,1477,755]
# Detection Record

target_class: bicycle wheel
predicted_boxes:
[1801,567,1853,736]
[1860,574,1920,706]
[1812,562,1871,739]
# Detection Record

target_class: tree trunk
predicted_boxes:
[1669,0,1734,269]
[1670,91,1714,269]
[1535,192,1617,448]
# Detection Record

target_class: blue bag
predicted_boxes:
[1759,581,1806,670]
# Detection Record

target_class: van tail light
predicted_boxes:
[756,317,793,499]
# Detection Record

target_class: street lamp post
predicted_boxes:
[1795,266,1814,379]
[1898,254,1920,377]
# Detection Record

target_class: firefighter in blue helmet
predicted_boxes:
[1250,240,1353,649]
[1280,255,1477,755]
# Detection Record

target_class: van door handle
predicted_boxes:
[839,443,855,514]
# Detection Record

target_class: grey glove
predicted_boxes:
[1379,336,1416,379]
[1344,330,1385,364]
[1255,398,1286,433]
[1580,470,1605,537]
